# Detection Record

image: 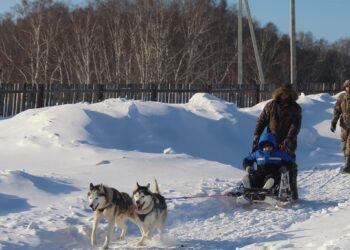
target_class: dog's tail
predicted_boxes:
[154,178,160,194]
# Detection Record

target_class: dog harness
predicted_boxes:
[136,197,166,222]
[136,212,148,222]
[98,188,127,213]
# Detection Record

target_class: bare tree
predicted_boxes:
[0,15,17,83]
[0,0,348,86]
[68,5,98,84]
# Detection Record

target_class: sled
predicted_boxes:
[228,172,292,207]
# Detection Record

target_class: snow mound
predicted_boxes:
[0,193,31,216]
[0,90,348,249]
[0,170,79,195]
[0,94,256,166]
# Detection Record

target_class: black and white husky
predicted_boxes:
[132,179,167,245]
[88,183,140,249]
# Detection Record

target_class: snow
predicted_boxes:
[0,91,349,250]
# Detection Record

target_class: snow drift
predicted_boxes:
[0,92,349,250]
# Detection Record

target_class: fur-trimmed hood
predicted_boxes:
[272,84,298,101]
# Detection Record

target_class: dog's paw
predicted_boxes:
[137,240,145,246]
[91,239,96,246]
[118,235,125,241]
[100,242,110,250]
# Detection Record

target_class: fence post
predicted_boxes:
[21,83,27,112]
[207,84,212,94]
[37,84,45,108]
[98,84,105,102]
[254,83,260,106]
[0,84,4,117]
[151,84,157,101]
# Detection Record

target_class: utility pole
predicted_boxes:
[290,0,297,88]
[237,0,243,85]
[244,0,265,85]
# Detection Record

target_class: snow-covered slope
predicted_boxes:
[0,92,348,250]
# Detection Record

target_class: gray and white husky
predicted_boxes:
[88,183,140,249]
[132,179,167,245]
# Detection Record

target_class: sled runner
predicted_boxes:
[228,171,292,206]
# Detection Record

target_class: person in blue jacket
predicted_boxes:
[242,132,295,192]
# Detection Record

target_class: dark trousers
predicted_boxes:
[249,169,281,189]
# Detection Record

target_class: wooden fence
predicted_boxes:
[0,82,342,117]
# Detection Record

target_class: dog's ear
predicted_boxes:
[90,183,94,190]
[136,182,140,188]
[147,183,150,189]
[99,184,104,193]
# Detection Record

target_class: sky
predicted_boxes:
[1,89,350,249]
[0,0,348,43]
[230,0,349,43]
[0,0,84,12]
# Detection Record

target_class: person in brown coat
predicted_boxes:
[331,79,350,173]
[252,84,302,200]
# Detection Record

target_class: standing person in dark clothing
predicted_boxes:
[252,84,302,200]
[331,79,350,173]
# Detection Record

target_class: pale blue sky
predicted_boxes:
[0,0,348,43]
[0,0,84,12]
[230,0,349,43]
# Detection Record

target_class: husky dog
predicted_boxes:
[88,183,139,249]
[132,179,167,245]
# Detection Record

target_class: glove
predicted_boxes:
[279,166,287,174]
[330,124,336,133]
[283,138,296,153]
[251,135,260,152]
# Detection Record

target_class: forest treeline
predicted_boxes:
[0,0,349,86]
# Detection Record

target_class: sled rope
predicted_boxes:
[165,193,229,201]
[298,166,318,183]
[318,170,341,189]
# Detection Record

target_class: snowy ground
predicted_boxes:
[0,92,349,250]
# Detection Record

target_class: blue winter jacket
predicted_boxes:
[243,132,295,171]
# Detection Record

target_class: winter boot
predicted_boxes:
[242,174,251,189]
[263,178,274,190]
[290,165,298,200]
[342,156,350,174]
